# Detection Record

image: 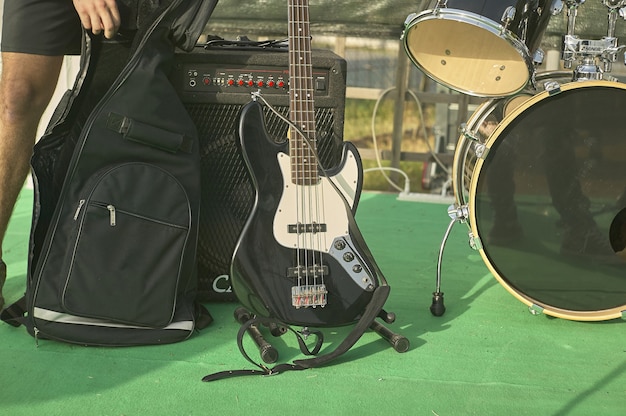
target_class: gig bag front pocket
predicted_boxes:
[62,163,191,328]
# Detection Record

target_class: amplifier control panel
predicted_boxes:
[181,64,330,96]
[171,47,345,105]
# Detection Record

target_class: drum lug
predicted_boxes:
[551,0,565,15]
[543,80,562,96]
[529,304,544,316]
[500,7,516,31]
[468,231,482,251]
[403,13,417,28]
[430,1,447,17]
[533,48,545,66]
[473,143,489,160]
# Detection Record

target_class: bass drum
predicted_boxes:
[467,80,626,321]
[402,0,553,97]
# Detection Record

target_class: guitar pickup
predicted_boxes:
[287,264,329,278]
[288,223,327,234]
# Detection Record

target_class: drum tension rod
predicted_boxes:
[460,123,480,142]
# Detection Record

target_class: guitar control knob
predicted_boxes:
[343,252,355,262]
[334,240,346,250]
[352,264,362,273]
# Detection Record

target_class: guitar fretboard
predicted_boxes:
[288,0,318,185]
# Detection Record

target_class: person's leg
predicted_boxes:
[0,52,64,309]
[0,0,91,310]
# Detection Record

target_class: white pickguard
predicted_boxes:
[273,147,360,252]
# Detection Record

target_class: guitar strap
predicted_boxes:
[202,285,390,382]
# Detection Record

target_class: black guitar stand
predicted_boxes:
[372,310,410,353]
[234,307,280,364]
[234,306,409,364]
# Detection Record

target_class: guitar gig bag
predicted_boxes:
[1,0,219,346]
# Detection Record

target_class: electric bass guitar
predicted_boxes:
[230,0,386,327]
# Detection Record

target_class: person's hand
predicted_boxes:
[73,0,121,39]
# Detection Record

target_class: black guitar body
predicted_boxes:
[231,101,380,327]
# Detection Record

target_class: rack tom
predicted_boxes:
[402,0,554,97]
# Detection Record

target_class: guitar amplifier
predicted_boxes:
[171,45,347,302]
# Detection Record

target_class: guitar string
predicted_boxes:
[289,2,306,304]
[302,2,326,305]
[253,0,347,309]
[298,3,314,300]
[253,90,351,301]
[291,0,324,306]
[297,2,314,302]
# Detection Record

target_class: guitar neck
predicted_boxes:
[288,0,318,185]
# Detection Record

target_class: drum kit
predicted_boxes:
[401,0,626,321]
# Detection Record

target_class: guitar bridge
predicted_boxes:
[291,284,328,309]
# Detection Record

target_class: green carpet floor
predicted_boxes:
[1,189,624,415]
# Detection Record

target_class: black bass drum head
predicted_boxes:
[469,80,626,321]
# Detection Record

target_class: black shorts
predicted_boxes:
[1,0,82,56]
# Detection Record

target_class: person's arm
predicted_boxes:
[72,0,121,39]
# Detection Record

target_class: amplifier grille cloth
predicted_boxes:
[186,103,341,301]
